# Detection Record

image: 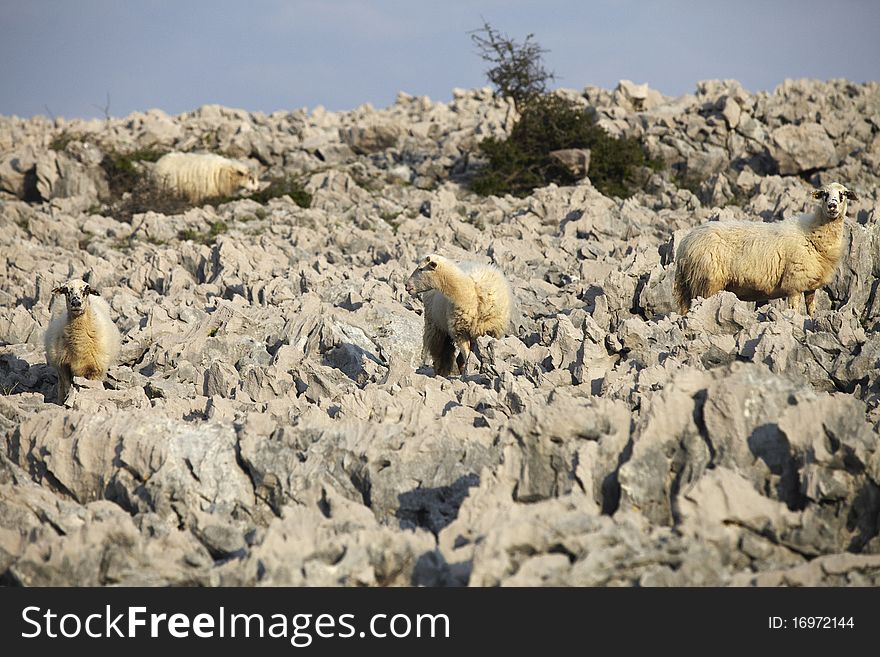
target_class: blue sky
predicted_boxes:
[1,0,878,119]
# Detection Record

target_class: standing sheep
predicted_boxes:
[674,182,858,316]
[153,152,260,202]
[44,279,121,403]
[406,254,513,376]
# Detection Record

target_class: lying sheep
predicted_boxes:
[44,279,121,403]
[674,182,858,316]
[406,254,513,376]
[153,152,259,202]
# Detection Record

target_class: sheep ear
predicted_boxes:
[89,288,100,296]
[52,287,63,295]
[844,190,859,201]
[425,260,438,270]
[811,190,824,199]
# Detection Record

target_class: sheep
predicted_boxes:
[44,279,121,403]
[405,254,513,376]
[674,182,858,317]
[152,152,259,202]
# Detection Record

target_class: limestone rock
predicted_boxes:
[549,148,591,177]
[769,123,840,175]
[0,77,878,587]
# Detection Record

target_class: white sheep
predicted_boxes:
[674,182,858,316]
[152,152,259,202]
[44,279,121,403]
[405,254,513,376]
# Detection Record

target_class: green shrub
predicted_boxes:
[249,176,311,208]
[111,176,191,223]
[49,131,80,152]
[471,95,655,198]
[178,221,229,245]
[101,147,167,197]
[467,22,661,199]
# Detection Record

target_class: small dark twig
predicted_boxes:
[92,93,112,121]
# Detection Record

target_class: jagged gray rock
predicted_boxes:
[0,77,878,587]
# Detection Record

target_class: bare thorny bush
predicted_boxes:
[469,20,556,110]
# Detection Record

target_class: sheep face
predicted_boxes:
[813,182,858,221]
[52,279,98,317]
[405,255,443,295]
[232,166,260,195]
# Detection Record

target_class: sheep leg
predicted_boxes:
[804,290,817,317]
[468,338,482,372]
[424,318,452,376]
[787,294,802,312]
[428,329,456,377]
[56,364,72,404]
[456,338,479,374]
[435,337,456,377]
[455,338,471,375]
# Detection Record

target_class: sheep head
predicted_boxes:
[405,255,446,295]
[52,279,98,317]
[232,165,260,195]
[812,182,858,221]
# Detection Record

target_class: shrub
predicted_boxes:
[110,175,191,223]
[101,147,167,198]
[470,20,555,108]
[178,221,229,245]
[48,131,80,152]
[249,176,311,208]
[471,94,654,198]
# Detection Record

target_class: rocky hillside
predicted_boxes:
[1,79,879,586]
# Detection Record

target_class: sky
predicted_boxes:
[1,0,878,120]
